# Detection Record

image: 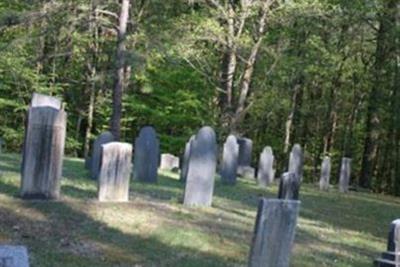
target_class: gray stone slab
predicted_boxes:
[98,142,132,202]
[238,166,255,179]
[257,146,275,187]
[339,157,351,193]
[21,105,67,199]
[248,198,300,267]
[221,135,239,185]
[374,219,400,267]
[0,245,30,267]
[278,172,300,200]
[319,156,331,191]
[238,137,253,168]
[31,93,61,109]
[133,126,160,183]
[180,135,195,182]
[90,131,114,180]
[183,126,217,207]
[160,153,179,171]
[288,144,304,182]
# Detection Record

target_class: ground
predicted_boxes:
[0,153,397,267]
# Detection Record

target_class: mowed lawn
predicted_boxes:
[0,153,398,267]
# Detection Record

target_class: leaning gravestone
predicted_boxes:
[257,146,275,187]
[339,157,351,193]
[319,156,331,191]
[248,198,300,267]
[90,131,114,179]
[180,135,195,182]
[21,93,66,199]
[237,137,253,176]
[288,144,304,182]
[160,153,180,171]
[98,142,132,202]
[220,135,239,185]
[278,172,300,200]
[0,245,30,267]
[133,126,160,183]
[183,126,217,207]
[374,219,400,267]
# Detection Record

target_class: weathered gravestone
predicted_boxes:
[288,144,304,182]
[278,172,300,200]
[90,131,114,179]
[98,142,132,202]
[133,126,159,183]
[237,137,253,176]
[339,157,351,193]
[183,126,217,207]
[257,146,275,187]
[319,156,331,191]
[374,219,400,267]
[160,153,180,172]
[0,246,30,267]
[180,135,195,182]
[220,135,239,185]
[21,94,66,199]
[248,198,300,267]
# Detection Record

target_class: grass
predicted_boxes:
[0,152,397,266]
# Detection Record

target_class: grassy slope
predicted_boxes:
[0,153,397,267]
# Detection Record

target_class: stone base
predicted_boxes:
[374,251,400,266]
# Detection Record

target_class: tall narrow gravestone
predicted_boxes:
[278,172,300,200]
[374,219,400,267]
[133,126,159,183]
[248,198,300,267]
[98,142,132,202]
[288,144,304,182]
[237,138,253,175]
[319,156,331,191]
[339,157,351,193]
[257,146,275,187]
[0,245,30,267]
[21,93,66,199]
[90,131,114,179]
[180,135,195,182]
[183,126,217,207]
[221,135,239,185]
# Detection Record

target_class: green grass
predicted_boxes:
[0,152,397,266]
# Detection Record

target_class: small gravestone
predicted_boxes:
[374,219,400,267]
[288,144,304,182]
[21,94,66,199]
[90,131,114,179]
[278,172,300,200]
[339,157,351,193]
[133,126,160,183]
[319,156,331,191]
[248,198,300,267]
[0,138,4,154]
[180,135,195,182]
[0,246,30,267]
[183,126,217,207]
[160,153,180,171]
[220,135,239,185]
[257,146,275,187]
[98,142,132,202]
[240,166,255,179]
[237,137,253,170]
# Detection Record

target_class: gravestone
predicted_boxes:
[90,131,114,179]
[21,94,66,199]
[183,126,217,207]
[160,153,180,171]
[257,146,275,187]
[288,144,304,182]
[248,198,300,267]
[84,157,91,170]
[319,156,331,191]
[0,246,30,267]
[0,138,4,154]
[237,137,253,175]
[180,135,195,182]
[220,135,239,185]
[339,157,351,193]
[133,126,160,183]
[278,172,300,200]
[374,219,400,267]
[98,142,132,202]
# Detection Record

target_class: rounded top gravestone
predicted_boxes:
[90,131,115,180]
[288,144,303,182]
[221,135,239,185]
[257,146,275,187]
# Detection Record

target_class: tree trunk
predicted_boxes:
[110,0,130,140]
